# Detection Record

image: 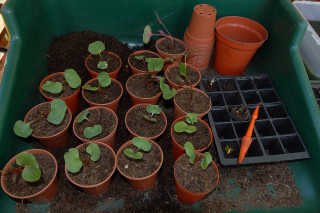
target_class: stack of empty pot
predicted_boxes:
[184,4,217,72]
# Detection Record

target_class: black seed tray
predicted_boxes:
[311,82,320,109]
[200,75,310,165]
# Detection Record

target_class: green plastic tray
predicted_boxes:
[0,0,319,212]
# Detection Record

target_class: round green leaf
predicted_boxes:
[64,148,82,173]
[82,85,99,91]
[64,69,81,88]
[97,72,111,87]
[98,61,108,69]
[16,152,41,182]
[147,58,164,72]
[47,99,67,125]
[186,113,198,124]
[160,77,175,100]
[86,143,101,161]
[123,148,143,160]
[22,166,41,182]
[77,109,89,123]
[184,142,195,164]
[14,120,33,138]
[41,81,63,94]
[146,105,162,115]
[201,152,212,170]
[143,25,152,44]
[88,41,105,55]
[84,124,102,139]
[132,137,151,152]
[174,121,196,133]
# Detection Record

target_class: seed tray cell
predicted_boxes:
[200,75,310,165]
[311,83,320,108]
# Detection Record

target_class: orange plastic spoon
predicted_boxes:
[238,105,259,164]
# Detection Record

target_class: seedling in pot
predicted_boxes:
[41,69,81,94]
[64,143,101,173]
[82,72,111,93]
[225,146,233,155]
[184,142,212,170]
[88,41,108,69]
[210,77,215,88]
[142,105,162,122]
[174,113,197,133]
[14,99,67,138]
[123,137,152,160]
[77,109,103,139]
[134,55,146,65]
[0,152,41,182]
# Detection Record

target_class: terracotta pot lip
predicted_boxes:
[173,153,219,195]
[171,116,213,152]
[165,63,201,88]
[124,103,167,139]
[64,142,116,188]
[155,37,187,56]
[128,50,161,73]
[85,51,122,75]
[73,106,119,143]
[116,140,164,180]
[215,16,268,47]
[1,149,58,200]
[125,73,162,100]
[24,101,72,139]
[39,72,81,100]
[82,78,123,106]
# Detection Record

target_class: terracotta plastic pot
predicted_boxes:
[173,88,212,120]
[213,16,268,75]
[65,142,116,195]
[85,51,122,79]
[125,103,167,140]
[128,50,161,75]
[82,78,123,113]
[165,63,201,89]
[1,149,58,203]
[171,116,213,160]
[73,106,118,150]
[174,153,219,204]
[116,139,164,191]
[126,73,162,106]
[39,72,81,115]
[24,101,72,149]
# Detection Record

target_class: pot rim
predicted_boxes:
[85,51,122,75]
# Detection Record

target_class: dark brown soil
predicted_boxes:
[175,89,211,114]
[203,80,220,92]
[126,73,161,98]
[25,103,71,137]
[174,154,217,193]
[156,38,186,54]
[126,105,166,138]
[74,108,116,141]
[86,52,121,74]
[83,79,122,104]
[172,118,211,150]
[167,65,200,86]
[68,144,115,185]
[229,106,249,121]
[129,52,159,72]
[42,74,78,98]
[117,143,162,178]
[3,154,55,197]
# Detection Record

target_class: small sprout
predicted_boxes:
[237,107,244,113]
[123,149,143,160]
[64,69,81,89]
[210,77,215,88]
[47,99,67,125]
[186,113,198,125]
[86,143,101,161]
[174,121,197,133]
[82,72,111,92]
[82,85,99,91]
[124,137,151,160]
[64,148,82,173]
[184,142,195,164]
[83,124,103,139]
[88,41,105,59]
[142,105,162,122]
[135,55,145,61]
[160,77,176,100]
[77,109,90,123]
[98,61,108,69]
[41,81,63,94]
[16,152,41,182]
[201,152,212,170]
[225,146,233,155]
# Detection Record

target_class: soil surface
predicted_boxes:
[86,52,121,74]
[126,105,166,138]
[229,106,249,121]
[174,154,218,193]
[83,79,122,104]
[41,74,78,98]
[172,118,211,150]
[126,73,161,98]
[203,79,220,92]
[68,144,115,185]
[26,103,71,137]
[167,65,200,86]
[117,143,162,178]
[129,52,159,72]
[74,108,116,140]
[4,154,55,197]
[175,89,211,114]
[156,38,186,54]
[15,30,303,213]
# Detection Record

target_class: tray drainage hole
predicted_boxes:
[280,135,305,153]
[266,104,287,118]
[246,138,263,157]
[248,106,267,120]
[234,122,255,138]
[211,108,230,122]
[221,141,239,159]
[253,77,272,89]
[260,89,279,103]
[209,93,225,107]
[255,120,276,137]
[224,92,243,105]
[273,118,295,135]
[243,91,261,105]
[203,79,220,92]
[219,79,237,91]
[215,123,236,140]
[261,137,284,155]
[238,78,255,90]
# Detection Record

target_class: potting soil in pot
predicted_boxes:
[86,52,121,74]
[167,66,200,85]
[42,74,78,98]
[126,74,161,98]
[156,38,185,54]
[129,52,160,71]
[175,89,210,114]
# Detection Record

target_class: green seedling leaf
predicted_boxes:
[88,41,105,55]
[98,61,108,69]
[186,113,198,124]
[64,148,82,173]
[97,72,111,87]
[124,148,143,159]
[146,105,162,115]
[160,77,176,100]
[132,137,151,152]
[184,142,195,164]
[143,25,152,44]
[135,55,145,60]
[82,85,99,91]
[179,62,187,76]
[41,81,63,94]
[174,121,197,133]
[86,143,101,161]
[201,152,212,170]
[77,109,89,123]
[142,114,157,122]
[16,152,41,182]
[147,58,164,72]
[47,99,67,125]
[84,124,102,139]
[14,120,33,138]
[64,69,81,88]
